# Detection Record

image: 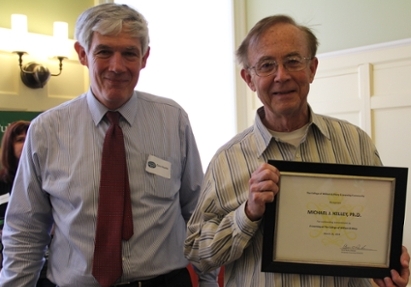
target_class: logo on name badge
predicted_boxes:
[147,161,156,168]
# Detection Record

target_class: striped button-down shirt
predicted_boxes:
[185,106,381,287]
[0,90,214,286]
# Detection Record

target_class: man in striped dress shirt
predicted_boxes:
[184,14,410,287]
[0,3,218,287]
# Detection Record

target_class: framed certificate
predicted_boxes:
[262,160,408,278]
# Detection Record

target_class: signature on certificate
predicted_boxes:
[340,244,377,254]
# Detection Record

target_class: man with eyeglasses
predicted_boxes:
[184,15,410,287]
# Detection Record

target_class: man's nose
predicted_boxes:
[108,52,126,72]
[273,63,291,82]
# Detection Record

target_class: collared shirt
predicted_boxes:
[185,106,381,287]
[0,90,217,286]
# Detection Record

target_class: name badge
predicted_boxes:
[0,193,10,205]
[145,155,171,179]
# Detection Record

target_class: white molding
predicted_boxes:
[318,38,411,59]
[233,0,257,132]
[358,63,372,136]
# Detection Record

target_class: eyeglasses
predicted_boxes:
[248,56,312,77]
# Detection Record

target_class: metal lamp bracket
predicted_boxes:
[14,51,66,89]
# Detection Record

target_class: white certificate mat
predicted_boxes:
[262,160,408,279]
[275,173,392,266]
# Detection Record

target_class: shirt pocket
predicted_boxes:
[132,152,181,201]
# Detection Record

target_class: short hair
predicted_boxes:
[236,15,319,68]
[0,120,30,183]
[75,3,150,54]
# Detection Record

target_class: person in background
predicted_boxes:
[0,120,54,287]
[0,121,30,231]
[184,14,410,287]
[0,3,218,287]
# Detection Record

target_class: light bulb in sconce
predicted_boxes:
[53,21,69,58]
[11,16,69,89]
[11,14,28,52]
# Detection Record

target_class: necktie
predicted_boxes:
[92,111,133,287]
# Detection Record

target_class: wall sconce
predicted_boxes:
[11,14,69,89]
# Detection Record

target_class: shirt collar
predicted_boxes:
[253,105,331,157]
[254,107,273,157]
[86,88,138,126]
[309,107,331,140]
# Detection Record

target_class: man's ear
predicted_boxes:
[141,46,150,69]
[240,68,256,91]
[308,57,319,84]
[74,42,88,66]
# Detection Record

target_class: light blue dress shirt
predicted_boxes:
[0,90,217,286]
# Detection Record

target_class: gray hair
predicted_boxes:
[236,15,318,68]
[75,3,150,54]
